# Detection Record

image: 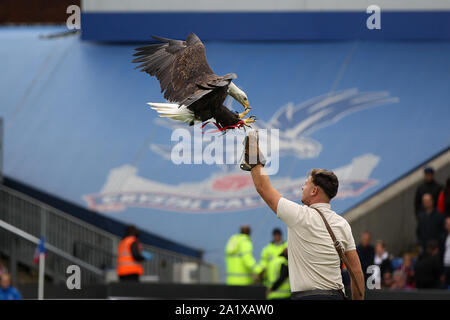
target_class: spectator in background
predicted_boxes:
[225,225,262,285]
[382,272,393,289]
[414,167,442,219]
[437,178,450,218]
[116,225,153,282]
[390,270,411,290]
[396,253,415,288]
[415,240,443,289]
[357,231,375,282]
[259,228,287,287]
[374,240,392,280]
[416,193,445,252]
[443,217,450,289]
[0,273,21,300]
[266,248,290,300]
[0,263,7,278]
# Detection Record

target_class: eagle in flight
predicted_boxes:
[133,33,256,131]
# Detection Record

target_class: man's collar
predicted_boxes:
[310,203,331,209]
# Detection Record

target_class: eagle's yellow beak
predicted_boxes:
[243,100,250,109]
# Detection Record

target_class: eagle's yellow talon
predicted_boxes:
[238,108,250,119]
[242,117,256,127]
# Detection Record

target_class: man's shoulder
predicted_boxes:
[277,197,307,221]
[356,244,370,251]
[416,183,426,192]
[425,210,444,224]
[279,197,303,209]
[329,210,350,226]
[432,210,444,218]
[433,181,443,189]
[227,234,239,242]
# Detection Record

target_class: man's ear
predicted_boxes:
[311,186,319,196]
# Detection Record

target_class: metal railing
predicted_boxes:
[0,184,217,284]
[0,218,104,284]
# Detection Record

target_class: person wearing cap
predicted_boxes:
[414,167,443,219]
[241,131,364,300]
[259,228,287,287]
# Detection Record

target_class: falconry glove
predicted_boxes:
[240,130,266,171]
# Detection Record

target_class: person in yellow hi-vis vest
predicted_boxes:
[225,225,262,285]
[259,228,287,286]
[266,248,290,300]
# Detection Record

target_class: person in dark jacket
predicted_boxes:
[416,193,445,252]
[415,240,443,289]
[414,167,442,219]
[356,231,375,282]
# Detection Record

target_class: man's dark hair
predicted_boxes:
[240,225,251,235]
[125,225,139,237]
[424,167,434,174]
[310,169,339,200]
[375,240,386,249]
[272,228,282,236]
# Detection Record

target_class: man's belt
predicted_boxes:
[291,289,344,299]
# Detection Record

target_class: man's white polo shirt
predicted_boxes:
[277,197,356,292]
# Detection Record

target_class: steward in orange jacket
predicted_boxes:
[117,225,145,281]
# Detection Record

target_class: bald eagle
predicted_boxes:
[132,33,255,131]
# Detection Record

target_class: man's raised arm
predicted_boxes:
[251,165,282,214]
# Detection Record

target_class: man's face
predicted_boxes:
[403,254,412,268]
[1,275,11,289]
[445,218,450,233]
[301,176,317,205]
[425,172,434,183]
[375,243,385,256]
[273,233,282,243]
[422,194,434,210]
[360,233,371,247]
[393,273,406,288]
[383,272,393,287]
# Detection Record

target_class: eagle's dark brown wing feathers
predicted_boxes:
[133,43,177,99]
[133,33,232,105]
[179,89,211,107]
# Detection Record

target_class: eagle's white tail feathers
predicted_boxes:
[148,102,197,124]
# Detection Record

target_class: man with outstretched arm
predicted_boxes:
[240,131,365,300]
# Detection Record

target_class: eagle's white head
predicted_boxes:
[228,82,250,109]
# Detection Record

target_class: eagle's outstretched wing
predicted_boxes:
[133,33,235,106]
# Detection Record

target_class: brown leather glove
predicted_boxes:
[240,130,266,171]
